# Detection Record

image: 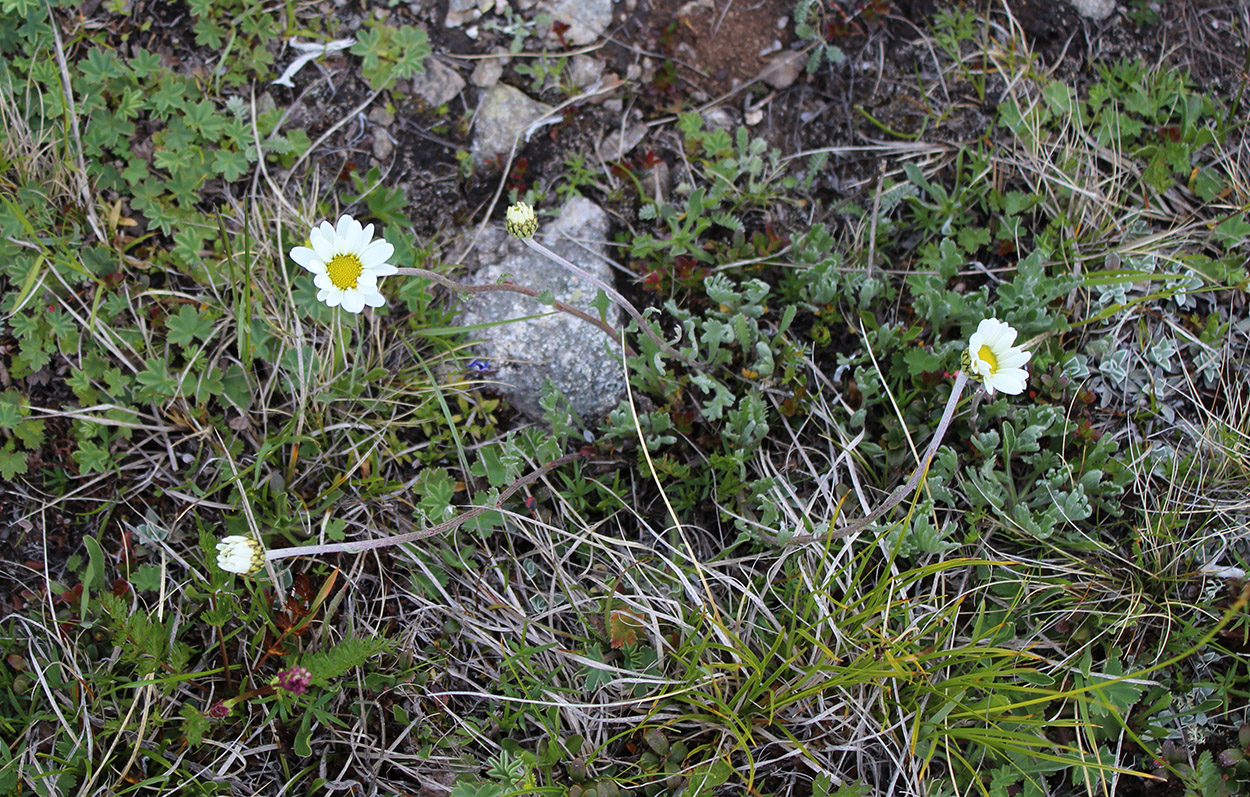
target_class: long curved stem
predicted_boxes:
[393,266,635,358]
[521,238,700,370]
[264,452,586,562]
[780,370,972,546]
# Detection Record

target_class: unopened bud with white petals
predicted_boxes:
[216,535,264,575]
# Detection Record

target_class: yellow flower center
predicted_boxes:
[978,345,999,373]
[327,253,363,290]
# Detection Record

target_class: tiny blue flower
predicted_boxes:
[467,358,491,373]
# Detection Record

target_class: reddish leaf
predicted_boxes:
[56,583,83,605]
[608,609,644,649]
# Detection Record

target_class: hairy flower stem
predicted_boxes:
[520,238,700,370]
[264,452,586,562]
[393,266,635,357]
[781,370,971,546]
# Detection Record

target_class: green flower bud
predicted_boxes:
[505,201,538,239]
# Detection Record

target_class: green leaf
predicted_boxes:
[350,27,385,73]
[14,417,45,449]
[73,439,112,474]
[414,467,457,521]
[82,535,107,590]
[1079,647,1144,719]
[298,636,394,684]
[390,25,430,79]
[590,288,611,321]
[184,99,224,140]
[9,311,44,343]
[450,783,503,797]
[1214,214,1250,250]
[149,76,188,117]
[0,442,27,480]
[130,564,164,593]
[711,212,743,232]
[212,147,250,181]
[135,358,181,400]
[579,647,614,690]
[45,309,76,343]
[0,392,24,431]
[188,367,224,405]
[67,369,98,403]
[193,16,227,49]
[79,46,126,84]
[688,759,734,791]
[13,345,50,374]
[1189,168,1227,202]
[128,48,162,79]
[287,723,311,760]
[166,305,216,348]
[220,364,253,410]
[1002,190,1040,216]
[677,110,703,141]
[472,444,521,488]
[366,186,408,227]
[180,704,209,747]
[957,226,991,253]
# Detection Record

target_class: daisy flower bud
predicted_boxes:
[505,201,538,239]
[964,318,1031,395]
[290,214,398,313]
[216,535,265,575]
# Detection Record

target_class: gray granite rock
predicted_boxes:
[702,106,736,131]
[368,105,396,126]
[446,0,494,28]
[411,58,466,106]
[470,55,505,88]
[568,54,605,88]
[471,83,553,164]
[372,130,394,162]
[1068,0,1115,19]
[455,197,626,423]
[759,50,805,90]
[540,0,612,45]
[595,120,646,162]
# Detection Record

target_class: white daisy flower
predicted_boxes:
[290,215,397,313]
[216,535,265,575]
[965,318,1032,396]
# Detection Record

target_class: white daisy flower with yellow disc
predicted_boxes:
[290,215,397,313]
[965,318,1031,396]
